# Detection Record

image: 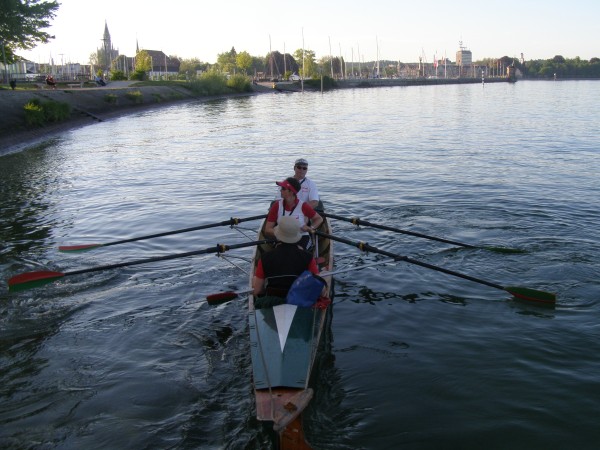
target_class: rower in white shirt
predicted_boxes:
[290,158,319,209]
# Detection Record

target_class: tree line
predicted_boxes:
[177,46,342,81]
[477,55,600,79]
[178,51,600,81]
[520,56,600,79]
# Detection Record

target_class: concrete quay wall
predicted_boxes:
[336,77,510,89]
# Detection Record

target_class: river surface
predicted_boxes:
[1,80,600,449]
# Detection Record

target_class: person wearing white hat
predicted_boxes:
[253,216,319,296]
[266,177,323,249]
[291,158,320,209]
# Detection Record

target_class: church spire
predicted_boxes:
[103,20,111,44]
[99,20,117,71]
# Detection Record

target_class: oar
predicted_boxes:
[206,260,395,305]
[8,240,272,292]
[315,230,556,305]
[58,214,267,252]
[321,212,524,254]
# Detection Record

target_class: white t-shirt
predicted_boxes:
[297,177,319,204]
[274,177,319,204]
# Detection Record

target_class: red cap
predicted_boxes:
[276,179,298,194]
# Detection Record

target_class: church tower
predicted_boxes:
[98,21,119,70]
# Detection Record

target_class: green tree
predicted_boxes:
[178,58,212,80]
[217,46,237,74]
[179,58,203,77]
[236,51,253,74]
[318,55,345,78]
[135,50,152,72]
[293,48,317,78]
[130,50,151,80]
[253,55,266,74]
[0,0,59,63]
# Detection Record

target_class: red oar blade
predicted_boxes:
[206,291,241,305]
[59,244,102,252]
[8,271,66,292]
[206,288,253,305]
[505,286,556,305]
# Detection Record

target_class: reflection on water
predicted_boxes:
[1,81,600,448]
[0,142,67,259]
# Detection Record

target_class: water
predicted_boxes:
[1,80,600,449]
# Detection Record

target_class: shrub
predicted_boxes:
[130,70,146,81]
[23,98,71,127]
[104,93,118,104]
[110,70,127,81]
[187,71,228,96]
[125,90,143,103]
[24,102,45,126]
[42,101,70,122]
[227,74,252,93]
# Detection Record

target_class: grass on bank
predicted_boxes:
[23,98,71,127]
[13,73,253,130]
[134,73,252,96]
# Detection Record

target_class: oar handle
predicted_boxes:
[65,240,272,276]
[60,214,267,250]
[322,212,477,249]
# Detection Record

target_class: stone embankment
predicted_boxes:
[271,76,509,92]
[337,77,509,88]
[0,82,271,156]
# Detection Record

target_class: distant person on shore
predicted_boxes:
[278,158,320,209]
[9,80,16,90]
[95,75,106,86]
[45,75,56,89]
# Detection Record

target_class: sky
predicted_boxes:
[21,0,599,65]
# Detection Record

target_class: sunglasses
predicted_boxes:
[295,165,308,170]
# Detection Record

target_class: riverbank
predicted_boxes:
[0,82,273,156]
[0,77,506,156]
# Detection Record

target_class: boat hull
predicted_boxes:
[248,217,333,438]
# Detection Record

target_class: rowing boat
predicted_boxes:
[248,215,333,448]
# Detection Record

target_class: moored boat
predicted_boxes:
[248,215,333,448]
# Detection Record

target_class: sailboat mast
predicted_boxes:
[376,35,380,78]
[329,36,333,78]
[269,35,273,79]
[358,43,361,78]
[339,43,343,79]
[301,27,305,92]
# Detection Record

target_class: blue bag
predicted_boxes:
[286,271,326,307]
